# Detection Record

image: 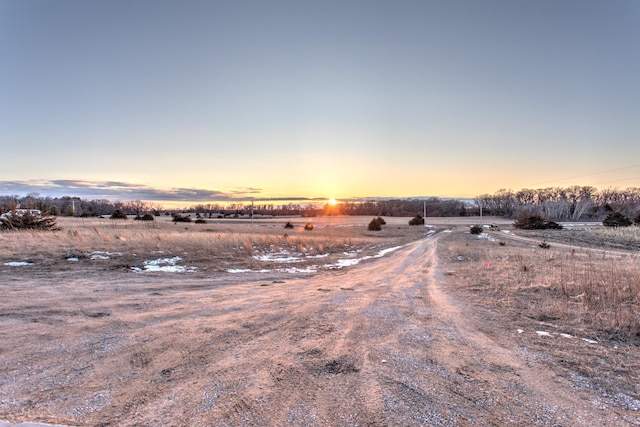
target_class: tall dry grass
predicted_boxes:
[586,226,640,245]
[0,216,392,269]
[441,234,640,340]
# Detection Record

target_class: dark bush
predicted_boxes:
[635,213,640,226]
[304,223,313,231]
[539,241,551,249]
[368,217,383,231]
[603,212,632,228]
[469,224,483,235]
[375,216,386,225]
[0,212,59,231]
[195,219,207,224]
[134,214,155,221]
[284,221,294,229]
[110,209,128,220]
[513,212,562,230]
[408,215,424,226]
[172,213,192,223]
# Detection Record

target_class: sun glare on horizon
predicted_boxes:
[327,198,338,206]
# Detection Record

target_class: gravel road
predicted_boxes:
[1,232,637,426]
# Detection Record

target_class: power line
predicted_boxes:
[526,164,640,187]
[590,175,640,186]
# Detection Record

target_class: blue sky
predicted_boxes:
[1,0,639,205]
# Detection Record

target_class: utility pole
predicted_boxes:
[424,200,427,227]
[251,198,254,225]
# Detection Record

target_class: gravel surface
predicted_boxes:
[1,226,638,426]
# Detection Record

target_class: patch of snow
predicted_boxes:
[67,257,80,262]
[517,329,524,334]
[442,229,452,233]
[477,233,496,242]
[327,259,361,269]
[90,251,122,260]
[560,333,574,339]
[582,338,598,344]
[252,249,303,263]
[227,268,251,273]
[4,261,33,266]
[536,331,553,337]
[227,268,271,273]
[135,256,196,273]
[279,266,318,274]
[306,253,329,259]
[375,246,401,257]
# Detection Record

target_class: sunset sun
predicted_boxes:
[327,198,338,206]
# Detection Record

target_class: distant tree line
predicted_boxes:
[193,198,467,218]
[0,194,159,217]
[1,194,467,218]
[5,187,637,221]
[476,186,640,221]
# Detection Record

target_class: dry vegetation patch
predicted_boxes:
[515,226,640,252]
[438,228,640,341]
[436,227,640,417]
[0,216,427,274]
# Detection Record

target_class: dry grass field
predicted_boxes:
[0,216,428,275]
[0,216,638,426]
[440,226,640,341]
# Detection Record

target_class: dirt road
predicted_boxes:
[0,233,636,426]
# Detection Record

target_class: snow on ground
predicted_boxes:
[229,245,403,274]
[252,249,305,263]
[521,329,599,345]
[3,261,33,266]
[477,232,497,242]
[133,256,196,273]
[90,251,122,260]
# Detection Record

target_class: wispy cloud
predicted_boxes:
[0,179,300,202]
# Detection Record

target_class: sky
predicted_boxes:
[1,0,639,207]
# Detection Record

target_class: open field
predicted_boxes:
[1,216,639,426]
